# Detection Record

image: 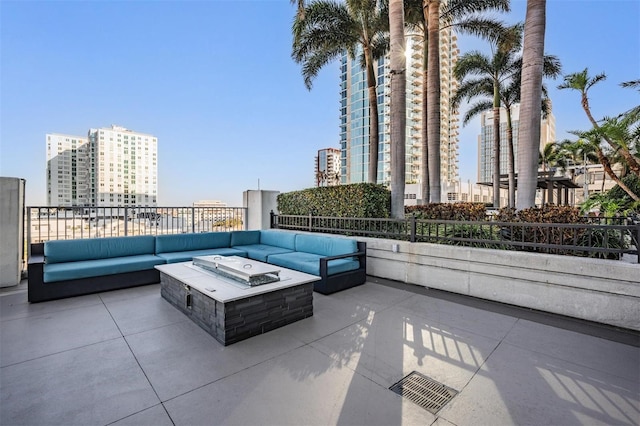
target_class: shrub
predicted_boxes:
[406,202,486,220]
[277,183,390,218]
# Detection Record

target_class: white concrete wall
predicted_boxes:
[359,236,640,331]
[0,177,25,287]
[243,190,279,230]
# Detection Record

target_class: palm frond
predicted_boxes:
[463,100,494,125]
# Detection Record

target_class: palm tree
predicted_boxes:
[516,0,546,210]
[389,0,406,218]
[402,0,509,203]
[569,128,640,201]
[292,0,389,184]
[558,69,640,176]
[453,24,522,209]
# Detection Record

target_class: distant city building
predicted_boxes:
[46,133,90,206]
[477,103,556,183]
[339,23,460,194]
[46,125,157,207]
[315,148,341,187]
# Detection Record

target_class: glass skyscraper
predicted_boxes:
[339,26,460,195]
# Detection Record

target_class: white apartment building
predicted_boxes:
[46,125,158,207]
[315,148,341,187]
[340,23,460,193]
[46,133,91,206]
[477,103,556,183]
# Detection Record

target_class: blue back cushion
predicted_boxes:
[230,230,260,246]
[44,236,155,264]
[295,234,357,257]
[260,230,296,250]
[155,232,231,253]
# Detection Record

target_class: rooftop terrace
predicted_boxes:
[1,277,638,425]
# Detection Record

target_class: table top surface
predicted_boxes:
[156,259,319,303]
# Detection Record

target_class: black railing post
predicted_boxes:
[191,207,195,233]
[410,215,416,243]
[635,221,640,264]
[124,206,129,236]
[270,210,275,229]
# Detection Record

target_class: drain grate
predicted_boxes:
[389,371,458,414]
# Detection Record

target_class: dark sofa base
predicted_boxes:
[27,243,160,303]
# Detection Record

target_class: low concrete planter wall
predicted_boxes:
[358,236,640,331]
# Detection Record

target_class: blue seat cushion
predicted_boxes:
[155,232,231,254]
[43,255,164,283]
[230,230,261,247]
[259,230,296,250]
[232,244,294,263]
[45,236,156,263]
[294,234,358,257]
[157,248,247,264]
[267,252,359,276]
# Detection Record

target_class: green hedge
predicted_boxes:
[277,183,390,218]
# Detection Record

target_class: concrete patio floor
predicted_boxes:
[1,277,638,426]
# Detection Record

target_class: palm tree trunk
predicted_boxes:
[364,47,380,184]
[596,148,640,201]
[492,92,501,208]
[426,0,441,202]
[516,0,546,210]
[420,23,430,204]
[389,0,406,219]
[506,107,516,208]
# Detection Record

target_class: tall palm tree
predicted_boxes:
[516,0,546,210]
[292,0,389,184]
[402,0,509,203]
[389,0,406,218]
[558,69,640,176]
[453,24,522,209]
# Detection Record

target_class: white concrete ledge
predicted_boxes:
[358,236,640,331]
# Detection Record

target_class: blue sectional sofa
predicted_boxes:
[28,230,366,302]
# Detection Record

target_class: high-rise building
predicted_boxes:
[315,148,341,187]
[477,104,556,183]
[339,24,460,196]
[46,133,91,206]
[46,125,157,207]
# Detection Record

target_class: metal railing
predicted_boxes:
[272,213,640,262]
[27,206,247,244]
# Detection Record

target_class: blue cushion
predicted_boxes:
[157,248,247,264]
[232,244,294,263]
[44,236,155,264]
[155,232,231,254]
[259,230,297,250]
[267,252,360,276]
[43,254,164,282]
[294,234,357,257]
[230,230,260,246]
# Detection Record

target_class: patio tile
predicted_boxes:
[0,304,121,367]
[0,338,159,426]
[164,345,435,426]
[328,282,414,311]
[0,290,102,322]
[125,318,305,401]
[282,295,375,344]
[111,404,174,426]
[437,342,640,426]
[503,319,640,380]
[103,291,188,336]
[311,306,501,391]
[394,293,518,341]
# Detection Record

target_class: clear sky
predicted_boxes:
[1,0,638,207]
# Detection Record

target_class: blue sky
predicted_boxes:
[1,0,638,207]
